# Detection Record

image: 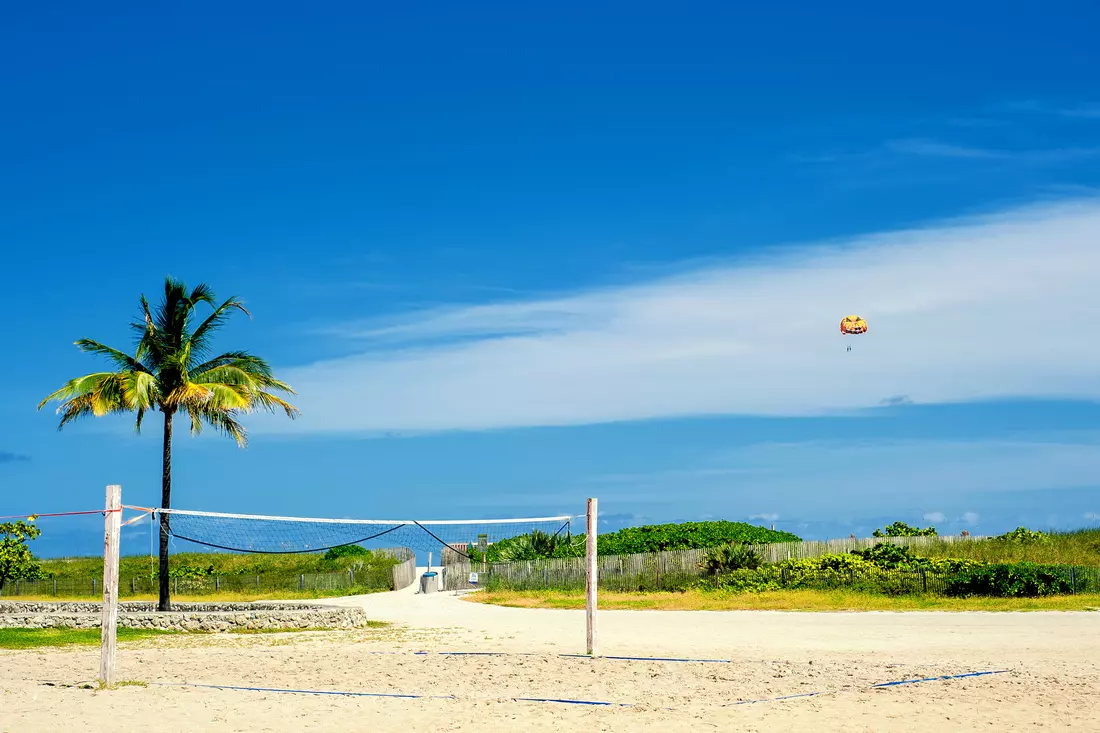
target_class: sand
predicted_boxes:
[2,579,1098,732]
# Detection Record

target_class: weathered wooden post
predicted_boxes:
[585,498,598,657]
[100,484,122,687]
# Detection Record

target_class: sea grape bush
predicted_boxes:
[0,520,44,591]
[944,563,1071,597]
[699,542,1077,597]
[466,521,800,563]
[597,521,800,555]
[872,521,937,537]
[994,527,1050,543]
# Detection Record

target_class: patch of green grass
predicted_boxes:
[467,588,1100,612]
[98,679,148,689]
[39,549,400,580]
[10,587,393,603]
[919,528,1100,566]
[228,620,389,634]
[0,627,177,649]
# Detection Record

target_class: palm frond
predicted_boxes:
[187,297,250,363]
[250,390,301,419]
[38,372,125,410]
[187,283,217,308]
[194,409,248,446]
[132,294,169,370]
[39,372,136,428]
[74,339,147,372]
[189,351,268,377]
[121,370,159,411]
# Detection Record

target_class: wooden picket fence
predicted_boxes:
[441,534,989,591]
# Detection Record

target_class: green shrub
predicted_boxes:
[944,562,1072,597]
[873,521,937,537]
[597,521,800,555]
[469,521,799,563]
[994,527,1050,543]
[323,544,371,562]
[707,569,781,593]
[700,543,763,573]
[0,520,43,590]
[850,543,918,569]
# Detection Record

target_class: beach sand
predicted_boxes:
[2,584,1098,732]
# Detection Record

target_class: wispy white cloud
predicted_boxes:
[885,138,1100,164]
[923,512,946,523]
[749,512,780,522]
[885,139,1004,159]
[1060,105,1100,119]
[256,199,1100,433]
[962,512,981,525]
[1085,512,1099,521]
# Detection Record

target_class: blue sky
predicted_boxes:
[3,2,1100,556]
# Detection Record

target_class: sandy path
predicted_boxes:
[2,579,1098,732]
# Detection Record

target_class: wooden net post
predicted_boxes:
[100,484,122,687]
[585,497,598,656]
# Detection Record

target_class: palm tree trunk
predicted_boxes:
[158,409,174,611]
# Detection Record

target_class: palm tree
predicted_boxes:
[38,277,299,610]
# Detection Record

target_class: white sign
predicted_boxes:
[468,572,479,585]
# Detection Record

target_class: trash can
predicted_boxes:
[420,571,438,594]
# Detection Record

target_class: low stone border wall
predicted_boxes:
[0,601,371,633]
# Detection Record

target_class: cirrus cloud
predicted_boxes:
[256,198,1100,434]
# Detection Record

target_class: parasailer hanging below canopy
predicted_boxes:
[840,315,867,351]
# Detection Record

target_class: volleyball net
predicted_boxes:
[125,506,575,558]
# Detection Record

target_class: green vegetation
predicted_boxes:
[465,521,800,563]
[474,526,1100,600]
[994,526,1051,543]
[467,588,1100,612]
[597,521,800,554]
[913,527,1100,566]
[700,543,763,572]
[9,548,403,599]
[0,627,176,649]
[38,277,300,611]
[873,521,937,537]
[1,520,43,591]
[40,548,400,579]
[228,620,388,634]
[701,547,1096,598]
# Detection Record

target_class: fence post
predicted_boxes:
[173,577,177,595]
[92,578,97,595]
[256,575,261,590]
[130,577,135,594]
[215,576,220,592]
[54,579,58,596]
[1071,566,1077,595]
[920,568,927,593]
[299,574,305,591]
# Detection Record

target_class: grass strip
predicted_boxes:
[466,588,1100,612]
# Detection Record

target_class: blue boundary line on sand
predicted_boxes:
[729,669,1010,707]
[383,650,734,663]
[150,669,1010,709]
[151,682,631,707]
[873,670,1009,688]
